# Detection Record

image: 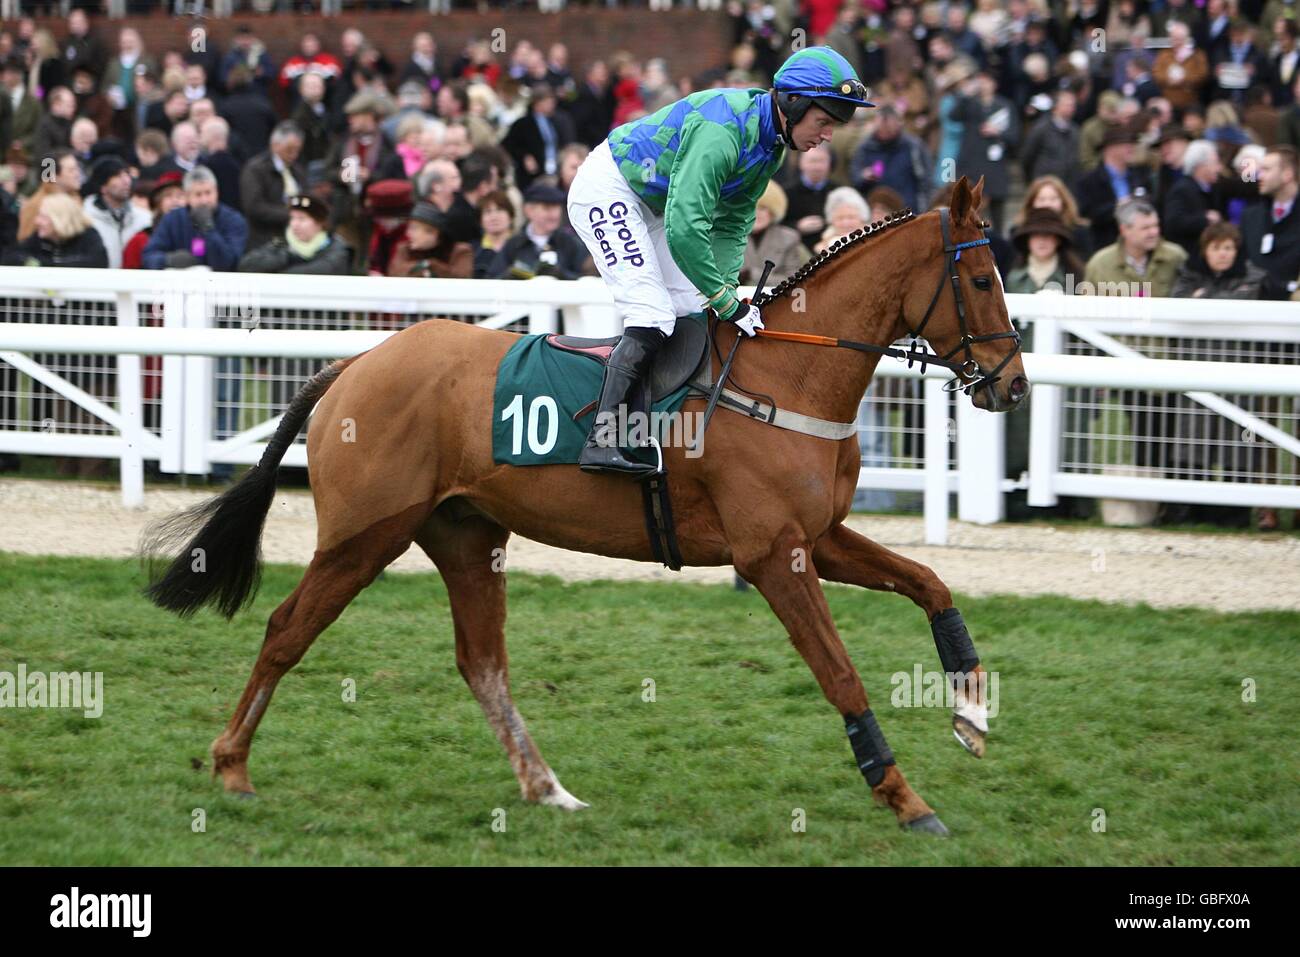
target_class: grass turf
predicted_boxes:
[0,551,1295,866]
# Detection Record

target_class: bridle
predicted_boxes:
[748,206,1022,396]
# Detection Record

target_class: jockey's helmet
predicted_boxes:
[772,47,875,133]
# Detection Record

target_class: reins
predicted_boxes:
[747,207,1022,396]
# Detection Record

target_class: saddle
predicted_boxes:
[543,316,711,573]
[544,315,710,419]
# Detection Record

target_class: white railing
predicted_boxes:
[0,269,1297,545]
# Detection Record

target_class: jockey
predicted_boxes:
[568,46,874,476]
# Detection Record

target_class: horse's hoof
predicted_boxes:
[953,715,986,758]
[538,778,589,811]
[902,812,950,837]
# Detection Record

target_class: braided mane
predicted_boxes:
[757,206,919,306]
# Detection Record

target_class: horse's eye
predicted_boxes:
[974,276,992,290]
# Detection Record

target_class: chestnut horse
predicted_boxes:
[144,176,1028,836]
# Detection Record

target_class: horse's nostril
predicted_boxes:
[1009,376,1030,401]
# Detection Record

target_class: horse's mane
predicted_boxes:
[759,206,920,306]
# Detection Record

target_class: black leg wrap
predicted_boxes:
[931,607,980,676]
[844,709,895,788]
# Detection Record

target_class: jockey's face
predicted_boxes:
[787,103,841,151]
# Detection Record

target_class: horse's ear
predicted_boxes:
[950,176,971,223]
[969,176,986,223]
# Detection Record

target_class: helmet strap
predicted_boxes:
[772,90,798,149]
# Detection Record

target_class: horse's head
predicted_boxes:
[898,176,1030,412]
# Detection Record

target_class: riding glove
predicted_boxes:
[728,303,764,337]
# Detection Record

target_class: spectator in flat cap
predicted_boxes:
[489,180,590,280]
[325,89,403,261]
[239,193,352,275]
[386,201,472,278]
[82,153,150,268]
[1076,123,1153,250]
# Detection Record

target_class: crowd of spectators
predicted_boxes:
[0,3,1297,522]
[0,5,1298,296]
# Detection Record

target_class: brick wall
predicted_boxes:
[25,8,734,84]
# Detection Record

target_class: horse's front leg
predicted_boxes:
[813,523,990,759]
[733,528,949,835]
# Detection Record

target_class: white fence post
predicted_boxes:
[115,292,145,508]
[159,280,184,474]
[1028,317,1063,508]
[528,304,559,335]
[182,277,212,475]
[956,394,1005,523]
[924,376,948,545]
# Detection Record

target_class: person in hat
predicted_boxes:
[81,153,149,268]
[123,171,185,270]
[1005,208,1086,298]
[239,193,352,276]
[324,88,402,258]
[362,177,414,276]
[501,82,576,191]
[1153,123,1192,209]
[564,44,874,475]
[386,201,472,278]
[489,180,590,281]
[1075,122,1154,250]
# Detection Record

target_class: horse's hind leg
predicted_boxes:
[813,522,990,758]
[212,504,427,795]
[416,506,587,811]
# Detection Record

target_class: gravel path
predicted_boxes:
[1,478,1296,613]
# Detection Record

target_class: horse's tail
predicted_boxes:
[141,356,358,619]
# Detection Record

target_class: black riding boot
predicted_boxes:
[578,326,667,476]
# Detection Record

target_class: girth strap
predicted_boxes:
[686,370,858,441]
